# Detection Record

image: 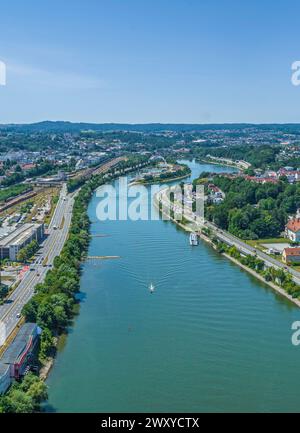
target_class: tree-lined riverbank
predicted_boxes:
[45,160,300,413]
[156,184,300,308]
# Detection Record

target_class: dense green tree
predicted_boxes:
[36,302,56,329]
[205,175,293,239]
[39,328,54,361]
[22,299,38,322]
[17,240,39,262]
[0,285,8,300]
[26,380,48,409]
[4,389,34,413]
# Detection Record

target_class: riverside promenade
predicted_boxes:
[155,186,300,308]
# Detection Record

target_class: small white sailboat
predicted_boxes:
[149,283,155,293]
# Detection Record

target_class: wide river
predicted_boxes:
[46,160,300,413]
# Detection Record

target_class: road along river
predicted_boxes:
[45,160,300,413]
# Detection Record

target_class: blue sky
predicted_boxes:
[0,0,299,124]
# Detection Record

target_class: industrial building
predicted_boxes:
[31,170,67,187]
[0,363,10,395]
[0,223,44,261]
[0,323,40,394]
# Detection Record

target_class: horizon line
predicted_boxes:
[1,120,300,127]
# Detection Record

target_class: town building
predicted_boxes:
[0,323,40,394]
[21,163,36,171]
[278,168,300,183]
[282,247,300,264]
[245,176,279,184]
[285,218,300,242]
[0,223,44,261]
[207,184,224,204]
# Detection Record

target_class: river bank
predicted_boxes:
[45,159,300,413]
[34,160,150,384]
[198,158,243,171]
[132,172,190,185]
[223,253,300,308]
[154,191,300,309]
[39,341,57,380]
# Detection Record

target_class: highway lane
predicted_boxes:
[0,157,124,350]
[0,184,75,342]
[205,222,300,285]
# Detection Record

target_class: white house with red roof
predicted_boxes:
[286,218,300,242]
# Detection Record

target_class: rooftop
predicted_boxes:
[283,247,300,256]
[1,323,37,365]
[0,223,43,248]
[0,363,10,376]
[286,218,300,233]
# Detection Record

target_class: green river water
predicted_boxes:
[45,160,300,413]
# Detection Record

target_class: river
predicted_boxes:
[45,160,300,413]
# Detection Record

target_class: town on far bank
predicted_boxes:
[195,161,300,269]
[0,124,300,296]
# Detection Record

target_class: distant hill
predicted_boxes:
[1,121,300,133]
